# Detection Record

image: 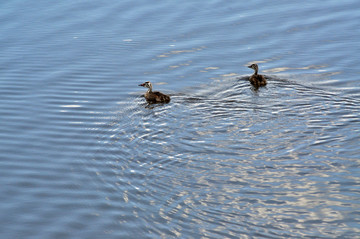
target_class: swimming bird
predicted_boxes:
[139,81,171,103]
[248,64,267,87]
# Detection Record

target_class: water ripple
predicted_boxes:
[80,73,360,238]
[1,0,360,238]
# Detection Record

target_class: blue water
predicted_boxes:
[1,1,359,238]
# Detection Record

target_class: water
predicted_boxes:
[1,0,359,238]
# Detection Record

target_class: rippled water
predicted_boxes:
[1,1,359,238]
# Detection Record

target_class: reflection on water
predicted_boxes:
[1,0,360,238]
[87,74,360,238]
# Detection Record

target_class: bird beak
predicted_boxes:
[247,65,252,68]
[139,83,145,87]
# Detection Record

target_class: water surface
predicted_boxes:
[1,0,359,238]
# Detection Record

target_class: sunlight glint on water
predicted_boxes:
[0,0,359,238]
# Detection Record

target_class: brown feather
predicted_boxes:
[144,91,171,103]
[249,74,267,88]
[139,81,170,104]
[247,64,267,88]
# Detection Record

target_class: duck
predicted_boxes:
[247,63,267,87]
[139,81,171,103]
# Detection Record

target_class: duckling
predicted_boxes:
[139,81,171,103]
[248,64,267,87]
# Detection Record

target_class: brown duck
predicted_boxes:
[248,64,267,87]
[139,81,171,103]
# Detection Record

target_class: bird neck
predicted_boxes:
[147,87,152,93]
[254,69,258,75]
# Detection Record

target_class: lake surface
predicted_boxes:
[1,0,360,238]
